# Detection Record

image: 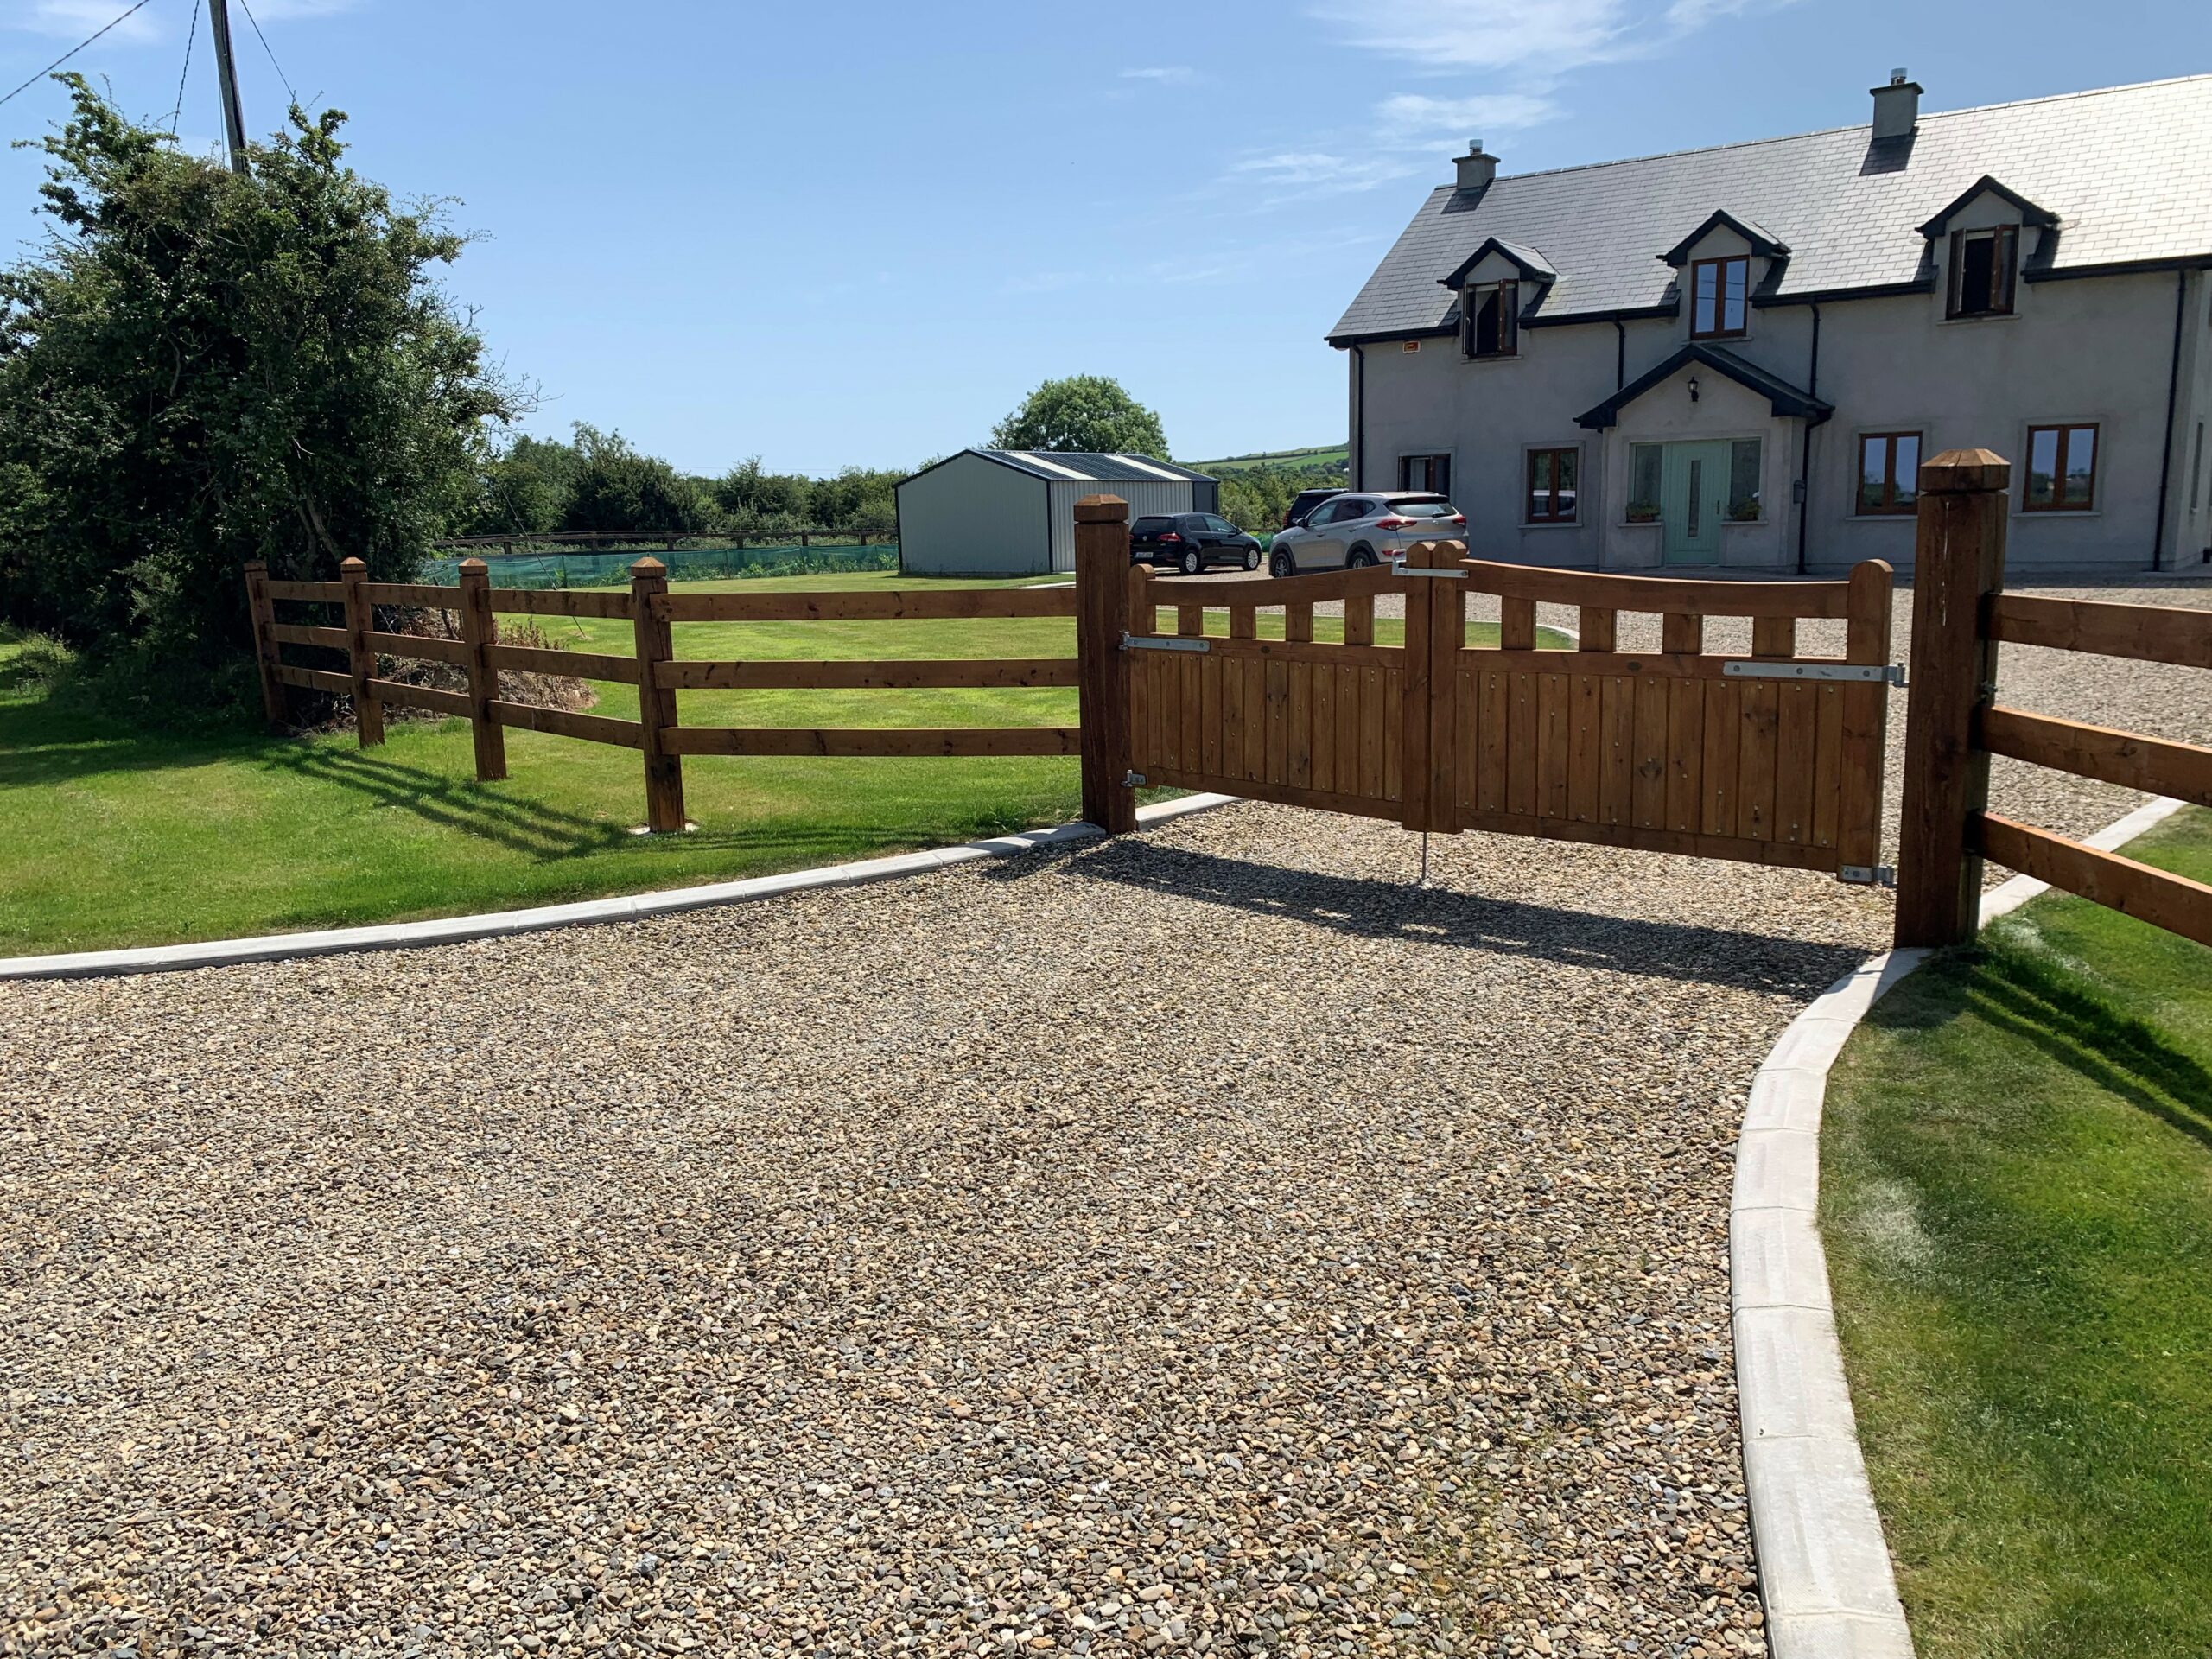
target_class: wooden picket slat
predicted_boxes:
[1501,597,1537,652]
[1811,683,1845,849]
[1288,661,1313,789]
[1738,683,1779,841]
[1700,681,1741,838]
[1665,677,1706,834]
[1600,677,1633,826]
[1508,671,1539,817]
[1538,673,1571,820]
[1774,683,1819,844]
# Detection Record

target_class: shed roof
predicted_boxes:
[1330,74,2212,343]
[900,449,1216,487]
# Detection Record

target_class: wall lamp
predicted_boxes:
[1688,374,1701,404]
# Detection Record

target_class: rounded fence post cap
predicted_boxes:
[630,556,668,575]
[1918,448,2011,493]
[340,556,368,572]
[458,556,489,573]
[1073,494,1130,523]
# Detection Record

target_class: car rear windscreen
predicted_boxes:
[1130,517,1175,535]
[1385,497,1459,517]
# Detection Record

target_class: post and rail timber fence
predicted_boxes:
[245,556,1079,833]
[1894,448,2212,951]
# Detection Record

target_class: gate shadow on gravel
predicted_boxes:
[1034,839,1870,998]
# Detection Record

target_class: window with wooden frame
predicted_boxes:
[1463,280,1518,359]
[1399,453,1451,496]
[1689,255,1749,339]
[1524,448,1578,524]
[1947,226,2017,318]
[2024,423,2098,512]
[1856,431,1922,515]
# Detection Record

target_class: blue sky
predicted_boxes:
[2,0,2203,475]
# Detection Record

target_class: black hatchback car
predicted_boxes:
[1128,512,1262,575]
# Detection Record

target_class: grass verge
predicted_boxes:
[0,573,1560,955]
[1822,805,2212,1659]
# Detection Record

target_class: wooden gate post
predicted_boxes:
[1895,448,2009,948]
[456,558,508,783]
[339,556,385,747]
[629,557,688,833]
[242,560,287,730]
[1074,494,1137,834]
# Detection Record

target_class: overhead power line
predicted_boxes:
[0,0,159,112]
[169,0,202,134]
[234,0,294,105]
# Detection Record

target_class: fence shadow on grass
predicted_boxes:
[262,747,634,860]
[1030,837,1872,998]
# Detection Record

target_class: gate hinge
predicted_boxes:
[1723,660,1906,687]
[1839,864,1896,887]
[1122,632,1210,652]
[1123,771,1147,787]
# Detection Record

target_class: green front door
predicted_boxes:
[1661,441,1729,565]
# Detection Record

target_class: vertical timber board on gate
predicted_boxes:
[457,559,508,782]
[1398,547,1433,830]
[243,561,287,729]
[630,558,687,834]
[1425,542,1465,832]
[1838,560,1895,876]
[340,557,384,747]
[1897,452,2009,946]
[1074,495,1137,833]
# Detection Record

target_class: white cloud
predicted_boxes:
[13,0,164,44]
[1306,0,1637,73]
[1374,91,1560,137]
[1120,65,1198,84]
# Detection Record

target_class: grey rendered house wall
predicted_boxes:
[897,454,1050,576]
[1350,266,2198,575]
[1044,479,1198,571]
[2168,269,2212,569]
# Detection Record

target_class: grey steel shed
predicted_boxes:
[895,450,1221,576]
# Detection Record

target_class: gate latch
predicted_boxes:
[1839,864,1897,887]
[1123,771,1147,787]
[1723,660,1906,687]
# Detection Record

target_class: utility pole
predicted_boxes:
[207,0,248,174]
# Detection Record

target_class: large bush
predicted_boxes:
[990,375,1169,457]
[556,425,716,536]
[0,79,516,696]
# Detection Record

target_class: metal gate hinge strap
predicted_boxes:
[1123,770,1146,787]
[1121,632,1210,652]
[1386,563,1466,578]
[1722,660,1906,686]
[1839,864,1897,887]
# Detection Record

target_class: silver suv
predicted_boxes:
[1268,493,1466,576]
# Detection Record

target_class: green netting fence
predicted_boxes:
[423,541,898,590]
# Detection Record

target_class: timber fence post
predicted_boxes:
[1074,494,1136,834]
[457,558,508,782]
[340,556,384,747]
[1894,448,2009,949]
[630,557,687,834]
[243,560,286,730]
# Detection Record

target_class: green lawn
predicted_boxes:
[0,572,1555,955]
[1823,807,2212,1659]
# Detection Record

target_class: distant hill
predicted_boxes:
[1193,444,1348,476]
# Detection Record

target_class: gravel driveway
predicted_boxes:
[4,580,2206,1659]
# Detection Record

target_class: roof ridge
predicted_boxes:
[1484,73,2212,188]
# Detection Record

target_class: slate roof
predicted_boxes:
[963,450,1217,484]
[1329,74,2212,343]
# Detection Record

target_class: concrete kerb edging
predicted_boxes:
[0,792,1243,982]
[1734,793,2190,1659]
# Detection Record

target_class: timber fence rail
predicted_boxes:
[245,556,1082,834]
[1894,448,2212,950]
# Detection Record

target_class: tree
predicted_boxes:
[459,435,576,536]
[714,457,810,522]
[989,375,1169,457]
[0,78,519,693]
[558,425,716,536]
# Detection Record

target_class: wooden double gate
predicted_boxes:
[1079,524,1897,882]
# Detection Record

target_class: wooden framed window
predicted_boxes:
[1399,453,1451,496]
[1463,280,1518,359]
[1856,431,1922,515]
[1689,256,1749,339]
[1948,226,2017,318]
[2024,423,2098,512]
[1726,439,1763,521]
[1525,448,1578,523]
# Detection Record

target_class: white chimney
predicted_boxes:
[1454,138,1497,192]
[1871,69,1922,141]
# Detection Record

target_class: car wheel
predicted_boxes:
[1179,547,1202,575]
[1243,544,1261,571]
[1269,546,1296,580]
[1347,546,1377,569]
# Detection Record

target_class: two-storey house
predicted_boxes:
[1329,73,2212,573]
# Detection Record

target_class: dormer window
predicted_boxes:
[1948,226,2017,318]
[1464,280,1519,359]
[1690,257,1749,339]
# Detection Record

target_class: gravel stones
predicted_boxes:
[3,576,2205,1658]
